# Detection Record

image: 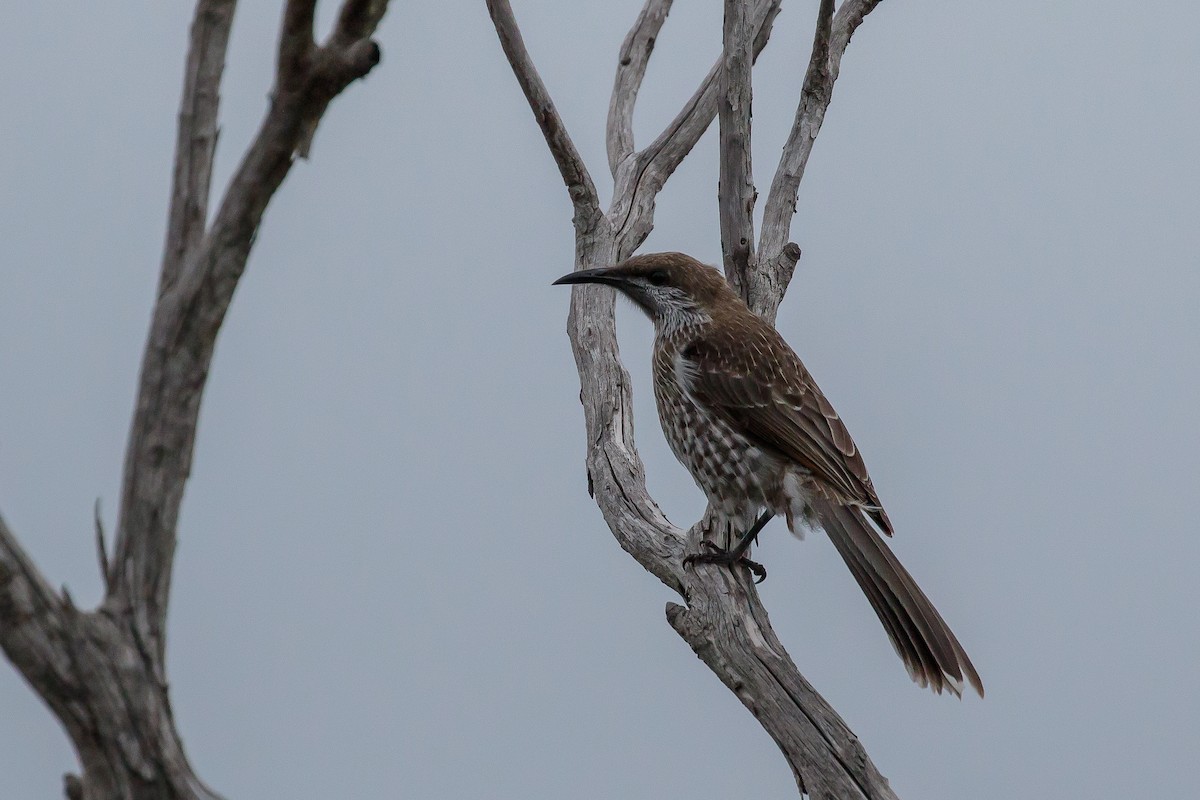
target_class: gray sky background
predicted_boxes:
[2,1,1198,797]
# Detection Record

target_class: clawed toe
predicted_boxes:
[743,558,766,583]
[683,546,767,583]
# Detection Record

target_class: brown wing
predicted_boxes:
[680,321,893,534]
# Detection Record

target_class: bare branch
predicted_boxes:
[111,0,389,660]
[831,0,884,66]
[640,0,778,185]
[0,513,71,701]
[331,0,390,46]
[294,0,391,157]
[717,0,758,300]
[1,523,227,799]
[485,0,602,230]
[0,515,61,626]
[752,240,803,324]
[667,572,900,799]
[567,281,687,595]
[760,0,833,266]
[606,0,673,176]
[609,0,781,256]
[160,0,236,293]
[757,0,882,318]
[278,0,317,89]
[1,518,214,798]
[5,2,392,795]
[561,0,784,596]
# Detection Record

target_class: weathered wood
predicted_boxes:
[488,1,894,796]
[609,0,782,258]
[160,0,235,295]
[486,0,602,234]
[718,0,759,301]
[0,1,390,797]
[606,0,673,176]
[757,0,878,322]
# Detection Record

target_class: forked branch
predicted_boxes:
[606,0,673,175]
[610,0,781,257]
[1,1,392,796]
[488,1,891,796]
[110,0,388,664]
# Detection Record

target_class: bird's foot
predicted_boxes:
[683,541,767,583]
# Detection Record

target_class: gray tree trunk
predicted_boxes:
[486,1,897,796]
[0,2,390,797]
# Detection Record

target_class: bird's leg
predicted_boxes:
[684,511,774,583]
[729,510,772,557]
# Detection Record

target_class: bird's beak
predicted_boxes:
[551,267,625,287]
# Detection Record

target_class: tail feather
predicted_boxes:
[829,521,944,687]
[812,497,984,697]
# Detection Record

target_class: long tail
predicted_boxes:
[811,497,984,697]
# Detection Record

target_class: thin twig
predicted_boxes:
[331,0,390,46]
[757,0,883,320]
[831,0,885,68]
[159,0,236,294]
[94,499,111,592]
[606,0,673,176]
[485,0,602,229]
[759,0,834,266]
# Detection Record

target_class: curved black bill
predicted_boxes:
[551,267,623,287]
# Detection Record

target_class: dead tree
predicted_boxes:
[0,1,389,797]
[486,0,898,796]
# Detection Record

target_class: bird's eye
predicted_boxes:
[646,270,669,286]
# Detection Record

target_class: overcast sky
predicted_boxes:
[2,1,1198,798]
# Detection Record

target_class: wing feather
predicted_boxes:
[681,325,893,534]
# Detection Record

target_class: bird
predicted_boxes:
[553,251,983,697]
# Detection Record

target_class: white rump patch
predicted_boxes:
[781,471,818,540]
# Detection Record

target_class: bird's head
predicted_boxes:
[552,252,735,327]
